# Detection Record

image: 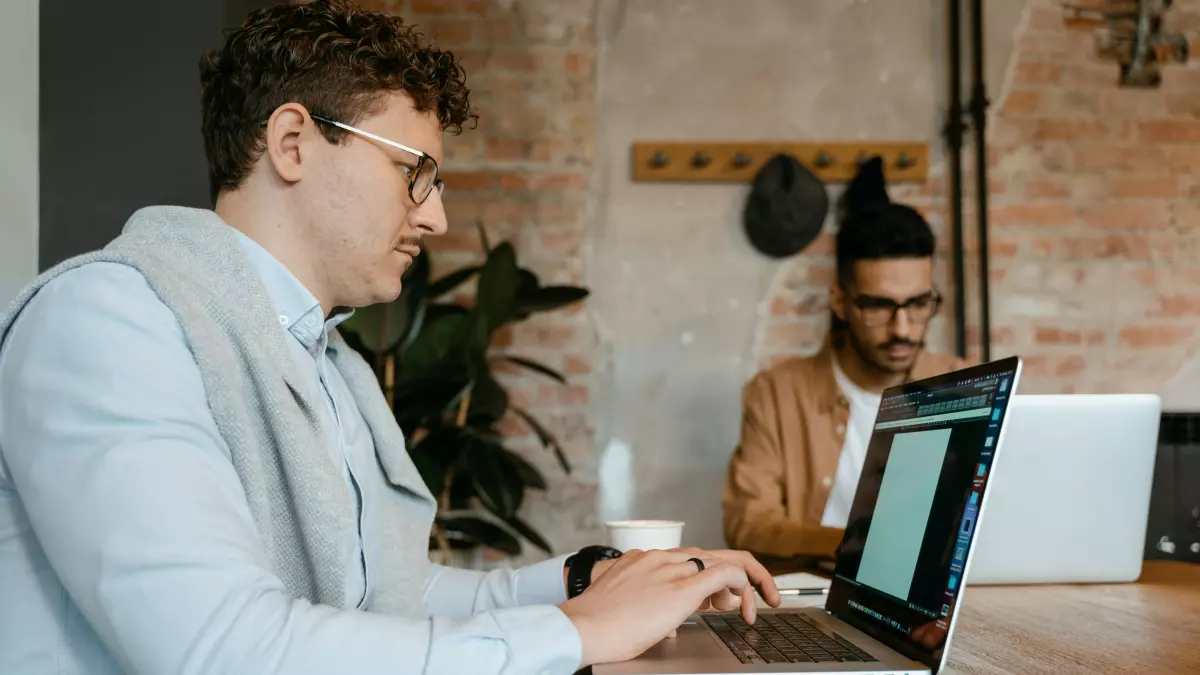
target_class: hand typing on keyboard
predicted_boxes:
[668,547,783,619]
[558,548,781,668]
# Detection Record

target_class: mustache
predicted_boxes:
[396,235,423,249]
[882,338,924,349]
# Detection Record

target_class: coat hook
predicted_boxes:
[855,151,870,167]
[813,151,835,169]
[690,151,713,169]
[649,150,670,168]
[731,152,754,169]
[895,152,917,169]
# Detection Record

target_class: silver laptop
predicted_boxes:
[966,394,1161,586]
[597,357,1022,675]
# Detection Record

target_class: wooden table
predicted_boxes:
[945,562,1200,674]
[769,561,1200,674]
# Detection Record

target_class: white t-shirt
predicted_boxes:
[820,356,883,528]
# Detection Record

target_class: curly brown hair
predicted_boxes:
[199,0,475,202]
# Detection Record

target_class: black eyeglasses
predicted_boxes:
[309,114,445,205]
[852,290,942,327]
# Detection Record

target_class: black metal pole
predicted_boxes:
[945,0,967,359]
[969,0,991,363]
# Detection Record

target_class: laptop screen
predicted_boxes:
[826,356,1021,672]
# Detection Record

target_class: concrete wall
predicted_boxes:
[0,0,39,305]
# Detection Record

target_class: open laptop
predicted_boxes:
[966,394,1161,585]
[598,356,1022,675]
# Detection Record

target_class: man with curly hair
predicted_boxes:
[0,1,777,674]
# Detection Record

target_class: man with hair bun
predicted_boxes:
[722,157,969,560]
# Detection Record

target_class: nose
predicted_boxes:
[890,306,912,338]
[410,188,449,237]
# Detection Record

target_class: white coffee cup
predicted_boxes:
[605,520,685,552]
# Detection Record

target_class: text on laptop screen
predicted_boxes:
[826,358,1020,670]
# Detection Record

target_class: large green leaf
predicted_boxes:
[341,301,407,354]
[410,451,445,498]
[416,304,470,361]
[428,266,480,299]
[409,426,470,496]
[402,311,472,376]
[440,515,521,556]
[507,269,541,322]
[501,447,548,491]
[468,370,509,424]
[464,309,492,375]
[423,303,471,322]
[476,242,520,331]
[396,296,428,353]
[516,268,539,294]
[503,514,552,554]
[511,406,571,474]
[463,425,505,446]
[495,355,566,384]
[466,437,525,518]
[394,364,471,403]
[470,434,549,491]
[393,369,471,432]
[515,285,590,316]
[447,467,477,510]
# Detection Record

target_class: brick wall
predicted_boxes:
[988,0,1200,393]
[757,0,1200,397]
[360,0,601,559]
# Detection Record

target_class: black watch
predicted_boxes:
[565,545,623,598]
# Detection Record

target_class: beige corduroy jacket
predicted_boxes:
[722,342,968,558]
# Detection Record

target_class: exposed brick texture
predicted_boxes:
[358,0,600,560]
[756,0,1200,396]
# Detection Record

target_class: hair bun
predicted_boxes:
[838,155,890,223]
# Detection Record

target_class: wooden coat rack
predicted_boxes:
[631,141,929,184]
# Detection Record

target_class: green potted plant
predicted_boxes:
[340,226,588,564]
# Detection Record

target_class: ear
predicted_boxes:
[830,281,848,322]
[264,103,316,186]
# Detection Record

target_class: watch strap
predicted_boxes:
[565,545,622,599]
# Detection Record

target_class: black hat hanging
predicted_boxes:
[742,153,829,259]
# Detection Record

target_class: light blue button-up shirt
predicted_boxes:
[0,229,583,674]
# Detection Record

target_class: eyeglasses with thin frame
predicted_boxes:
[309,114,445,205]
[852,290,942,328]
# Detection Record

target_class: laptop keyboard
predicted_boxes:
[703,612,878,665]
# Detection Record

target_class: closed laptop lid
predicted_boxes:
[966,394,1161,585]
